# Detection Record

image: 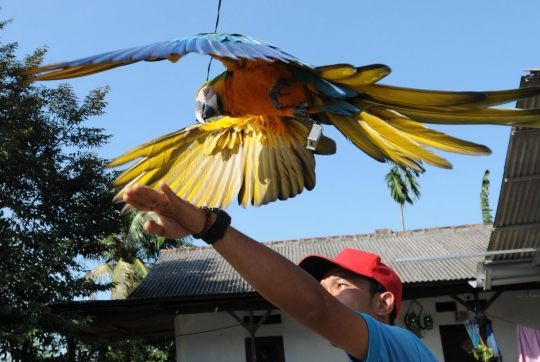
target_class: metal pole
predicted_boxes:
[249,305,257,362]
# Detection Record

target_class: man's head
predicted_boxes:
[298,249,402,324]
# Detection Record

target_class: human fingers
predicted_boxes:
[145,208,192,239]
[158,181,209,235]
[144,220,169,238]
[124,184,167,212]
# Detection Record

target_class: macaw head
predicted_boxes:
[195,85,223,123]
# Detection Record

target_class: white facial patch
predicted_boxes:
[195,85,221,124]
[197,86,215,102]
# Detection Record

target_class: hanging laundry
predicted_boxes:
[464,317,481,348]
[518,325,540,362]
[486,320,501,360]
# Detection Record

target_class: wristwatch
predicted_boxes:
[193,207,231,245]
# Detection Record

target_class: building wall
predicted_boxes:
[175,289,540,361]
[395,290,540,361]
[175,310,347,362]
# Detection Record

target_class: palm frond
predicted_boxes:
[385,165,412,205]
[110,259,135,299]
[85,264,114,284]
[402,167,422,202]
[480,170,493,223]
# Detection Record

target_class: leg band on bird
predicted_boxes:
[306,122,323,151]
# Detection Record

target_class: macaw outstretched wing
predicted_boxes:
[107,111,506,209]
[108,115,336,211]
[15,33,315,81]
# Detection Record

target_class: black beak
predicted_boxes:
[195,101,217,124]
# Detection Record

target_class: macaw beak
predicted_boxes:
[195,101,217,124]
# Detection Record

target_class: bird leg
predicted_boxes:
[269,81,323,151]
[292,102,323,151]
[292,102,316,128]
[268,80,290,109]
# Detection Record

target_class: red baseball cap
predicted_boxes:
[298,249,402,316]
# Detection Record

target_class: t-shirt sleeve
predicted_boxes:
[347,313,439,362]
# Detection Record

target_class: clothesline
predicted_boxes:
[485,312,518,326]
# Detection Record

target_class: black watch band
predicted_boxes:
[201,208,231,245]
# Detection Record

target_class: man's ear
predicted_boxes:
[375,291,395,317]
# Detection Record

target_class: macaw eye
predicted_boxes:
[197,86,215,102]
[203,87,214,99]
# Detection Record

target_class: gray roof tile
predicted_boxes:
[128,223,492,299]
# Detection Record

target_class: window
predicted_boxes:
[245,336,285,362]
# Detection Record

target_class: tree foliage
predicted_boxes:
[86,211,193,299]
[0,18,122,360]
[480,170,493,224]
[75,337,176,362]
[385,162,422,231]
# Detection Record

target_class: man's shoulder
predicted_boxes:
[357,314,438,362]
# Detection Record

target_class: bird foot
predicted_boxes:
[292,102,315,127]
[269,80,290,110]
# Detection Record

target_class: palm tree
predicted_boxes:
[86,211,192,299]
[480,170,493,224]
[385,162,422,231]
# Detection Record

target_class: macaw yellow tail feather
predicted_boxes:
[352,84,540,113]
[318,64,391,86]
[326,106,495,172]
[355,102,492,156]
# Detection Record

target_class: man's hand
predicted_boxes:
[123,182,209,239]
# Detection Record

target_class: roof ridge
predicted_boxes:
[160,223,492,254]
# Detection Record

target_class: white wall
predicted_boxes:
[175,289,540,361]
[175,310,347,362]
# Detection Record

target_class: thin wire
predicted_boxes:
[206,0,223,82]
[175,323,243,337]
[213,0,223,33]
[484,312,518,326]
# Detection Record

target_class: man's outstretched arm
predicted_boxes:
[124,182,370,360]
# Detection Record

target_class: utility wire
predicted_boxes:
[175,323,244,337]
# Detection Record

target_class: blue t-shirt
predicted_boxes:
[347,314,438,362]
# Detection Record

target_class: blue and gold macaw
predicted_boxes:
[17,33,540,210]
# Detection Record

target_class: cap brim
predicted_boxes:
[298,255,344,281]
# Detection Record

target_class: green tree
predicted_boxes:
[74,336,176,362]
[0,18,122,361]
[385,162,422,231]
[480,170,493,224]
[86,211,192,299]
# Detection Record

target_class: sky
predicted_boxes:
[3,1,540,247]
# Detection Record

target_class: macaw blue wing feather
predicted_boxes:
[314,78,358,98]
[235,42,272,61]
[17,33,315,81]
[196,38,218,55]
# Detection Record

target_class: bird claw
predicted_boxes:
[269,80,290,110]
[292,102,315,128]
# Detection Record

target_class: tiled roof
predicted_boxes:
[128,223,492,299]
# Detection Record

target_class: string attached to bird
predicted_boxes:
[206,0,223,81]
